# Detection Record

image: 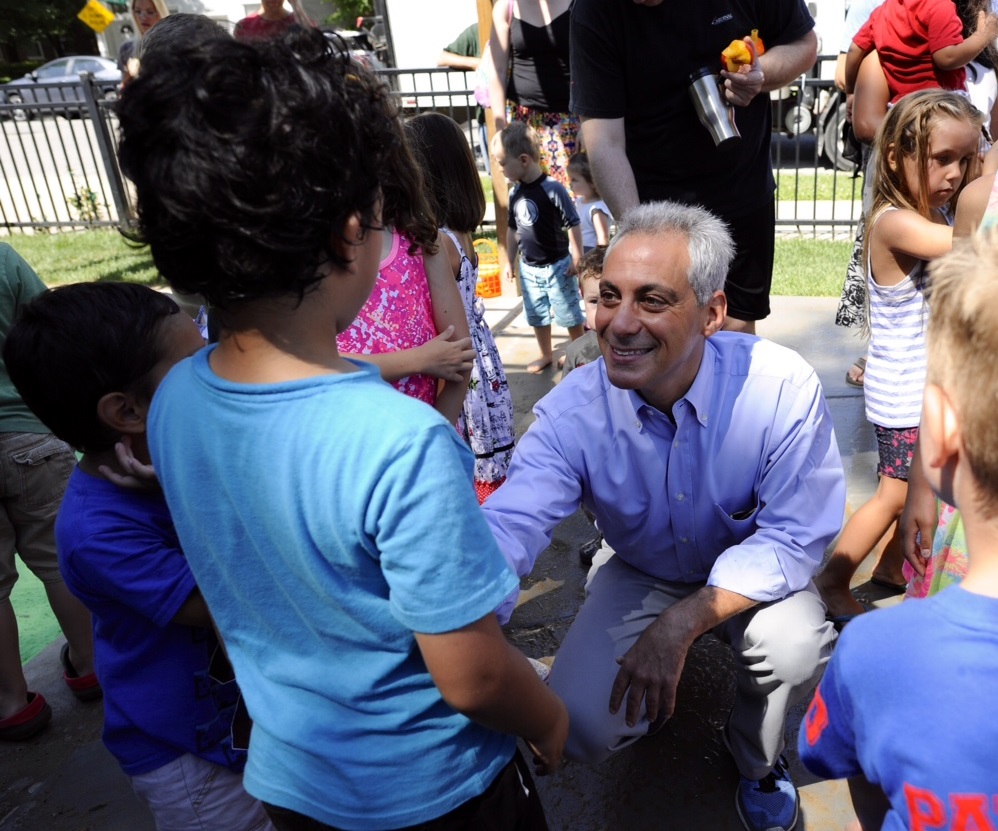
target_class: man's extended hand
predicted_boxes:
[609,614,694,728]
[721,37,764,107]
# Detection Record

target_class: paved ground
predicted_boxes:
[0,292,899,831]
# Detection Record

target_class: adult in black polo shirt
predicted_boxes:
[570,0,817,334]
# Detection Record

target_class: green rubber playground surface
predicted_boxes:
[12,566,61,664]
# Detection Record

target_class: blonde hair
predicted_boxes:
[131,0,170,37]
[862,89,983,334]
[926,228,998,516]
[497,121,540,161]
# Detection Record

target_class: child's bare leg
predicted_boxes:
[567,324,584,341]
[0,599,28,718]
[44,582,94,677]
[870,523,907,589]
[816,475,908,619]
[528,326,553,374]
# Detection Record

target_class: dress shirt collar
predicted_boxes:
[624,336,716,427]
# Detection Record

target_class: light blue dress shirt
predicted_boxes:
[484,332,845,618]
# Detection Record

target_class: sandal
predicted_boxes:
[845,356,866,388]
[0,692,52,741]
[61,643,102,702]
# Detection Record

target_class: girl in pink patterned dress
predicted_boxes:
[406,114,516,503]
[337,120,473,423]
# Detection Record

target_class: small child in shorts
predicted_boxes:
[494,121,585,374]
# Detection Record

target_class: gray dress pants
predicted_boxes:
[547,553,837,780]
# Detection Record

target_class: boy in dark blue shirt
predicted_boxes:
[494,122,585,373]
[4,282,272,830]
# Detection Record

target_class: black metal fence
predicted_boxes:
[0,59,861,237]
[0,74,130,231]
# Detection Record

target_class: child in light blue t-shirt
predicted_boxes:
[116,29,568,831]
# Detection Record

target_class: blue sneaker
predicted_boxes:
[735,755,799,831]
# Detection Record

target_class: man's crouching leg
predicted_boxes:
[547,556,699,765]
[714,584,837,780]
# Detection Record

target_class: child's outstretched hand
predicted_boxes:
[99,436,160,492]
[419,324,475,382]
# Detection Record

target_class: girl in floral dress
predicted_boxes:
[405,114,515,502]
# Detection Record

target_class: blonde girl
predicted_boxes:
[119,0,168,81]
[817,89,983,623]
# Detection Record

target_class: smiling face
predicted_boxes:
[899,115,980,210]
[132,0,161,34]
[596,232,725,413]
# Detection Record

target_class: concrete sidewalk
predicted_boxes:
[1,294,892,831]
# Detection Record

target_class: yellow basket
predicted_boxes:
[473,238,503,299]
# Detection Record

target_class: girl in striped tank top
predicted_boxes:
[817,90,984,623]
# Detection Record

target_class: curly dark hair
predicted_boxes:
[117,28,401,309]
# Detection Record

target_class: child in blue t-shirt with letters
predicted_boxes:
[115,30,567,831]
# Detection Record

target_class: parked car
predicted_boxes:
[0,56,121,122]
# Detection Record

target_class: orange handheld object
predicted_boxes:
[721,39,752,72]
[721,30,765,72]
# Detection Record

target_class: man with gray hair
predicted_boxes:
[483,201,844,831]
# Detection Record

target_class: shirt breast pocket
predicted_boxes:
[711,500,760,548]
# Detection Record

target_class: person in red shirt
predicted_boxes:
[234,0,310,42]
[845,0,997,103]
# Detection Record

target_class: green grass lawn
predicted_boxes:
[8,229,163,287]
[775,170,863,203]
[484,171,863,205]
[772,238,851,296]
[5,227,851,297]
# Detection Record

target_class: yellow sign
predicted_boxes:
[77,0,116,33]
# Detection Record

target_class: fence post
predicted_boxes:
[477,0,514,294]
[79,73,131,230]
